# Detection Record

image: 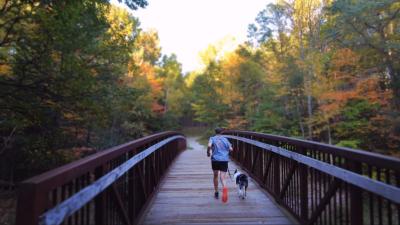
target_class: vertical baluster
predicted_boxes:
[386,169,392,225]
[94,165,106,225]
[273,141,280,200]
[339,178,343,225]
[333,156,338,225]
[311,151,315,217]
[377,168,383,225]
[299,147,308,224]
[368,166,374,225]
[52,188,58,208]
[61,184,66,225]
[317,152,322,225]
[128,149,136,223]
[323,153,328,225]
[74,178,79,224]
[86,173,91,225]
[396,171,400,225]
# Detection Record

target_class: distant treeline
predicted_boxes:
[186,0,400,155]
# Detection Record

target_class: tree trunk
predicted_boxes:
[327,121,332,145]
[389,66,400,110]
[86,125,91,145]
[164,87,169,114]
[295,96,305,138]
[307,80,313,140]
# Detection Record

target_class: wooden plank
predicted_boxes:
[139,137,297,225]
[223,135,400,204]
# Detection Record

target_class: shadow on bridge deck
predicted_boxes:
[138,137,298,225]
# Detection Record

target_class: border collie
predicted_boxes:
[233,169,248,199]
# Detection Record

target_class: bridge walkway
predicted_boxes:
[139,137,297,225]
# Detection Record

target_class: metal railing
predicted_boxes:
[16,131,186,225]
[223,130,400,225]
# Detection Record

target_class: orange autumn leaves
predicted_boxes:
[319,49,391,114]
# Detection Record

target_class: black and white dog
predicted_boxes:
[233,169,248,199]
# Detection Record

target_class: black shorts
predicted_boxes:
[211,161,228,172]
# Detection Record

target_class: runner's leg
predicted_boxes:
[219,171,226,188]
[213,170,219,192]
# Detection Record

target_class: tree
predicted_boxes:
[327,0,400,108]
[191,63,228,127]
[0,0,159,181]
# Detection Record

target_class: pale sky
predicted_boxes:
[112,0,272,73]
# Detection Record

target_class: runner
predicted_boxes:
[207,127,233,203]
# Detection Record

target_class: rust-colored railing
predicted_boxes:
[223,130,400,225]
[16,131,186,225]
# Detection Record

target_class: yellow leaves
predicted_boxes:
[105,5,136,44]
[292,0,324,37]
[332,48,359,67]
[330,48,360,80]
[0,64,11,76]
[184,72,200,87]
[198,36,240,69]
[226,116,248,130]
[199,44,218,67]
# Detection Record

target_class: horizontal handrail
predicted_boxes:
[223,130,400,225]
[21,131,179,188]
[223,135,400,204]
[224,130,400,170]
[40,135,184,225]
[16,131,186,225]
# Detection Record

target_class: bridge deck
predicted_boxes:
[139,137,297,225]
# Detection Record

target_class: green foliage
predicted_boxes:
[117,0,148,10]
[190,64,229,127]
[327,0,400,106]
[335,99,378,144]
[0,0,171,182]
[336,140,361,149]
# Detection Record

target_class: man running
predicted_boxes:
[207,127,233,202]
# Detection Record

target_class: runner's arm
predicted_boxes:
[228,140,233,152]
[207,139,212,157]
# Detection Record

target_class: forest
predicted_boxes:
[0,0,399,200]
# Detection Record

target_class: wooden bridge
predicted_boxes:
[15,131,400,225]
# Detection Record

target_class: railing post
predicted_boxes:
[349,160,363,225]
[128,150,136,222]
[16,183,47,225]
[273,141,280,199]
[299,147,308,224]
[95,165,106,225]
